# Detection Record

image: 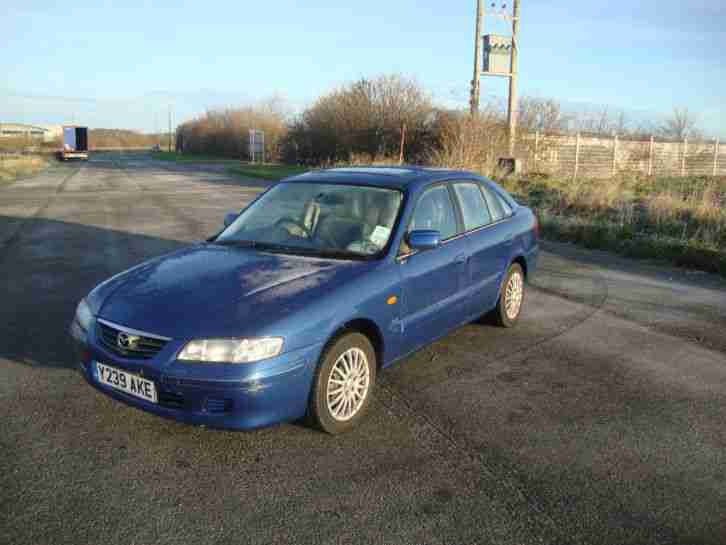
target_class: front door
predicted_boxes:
[398,184,470,354]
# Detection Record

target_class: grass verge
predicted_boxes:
[151,151,240,164]
[498,174,726,277]
[152,152,308,181]
[226,165,309,181]
[0,155,50,183]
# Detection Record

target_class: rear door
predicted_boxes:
[451,181,514,317]
[398,183,470,354]
[63,127,76,151]
[75,128,88,152]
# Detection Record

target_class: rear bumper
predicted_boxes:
[61,151,88,160]
[71,325,322,430]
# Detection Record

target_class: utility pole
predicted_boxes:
[472,1,522,169]
[507,0,520,156]
[469,0,484,115]
[168,106,172,153]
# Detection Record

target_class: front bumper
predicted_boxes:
[71,322,322,430]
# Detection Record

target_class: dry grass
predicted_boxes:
[498,174,726,275]
[426,112,510,176]
[0,155,49,182]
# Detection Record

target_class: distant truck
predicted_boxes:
[61,126,88,161]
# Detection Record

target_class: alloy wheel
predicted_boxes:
[504,270,524,320]
[326,347,371,422]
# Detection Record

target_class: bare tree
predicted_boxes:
[659,107,700,140]
[572,105,630,136]
[517,97,571,133]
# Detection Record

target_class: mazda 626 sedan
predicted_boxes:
[70,167,539,434]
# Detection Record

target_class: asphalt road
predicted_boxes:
[2,153,726,545]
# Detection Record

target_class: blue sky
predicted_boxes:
[2,0,724,137]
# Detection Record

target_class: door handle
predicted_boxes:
[455,253,469,264]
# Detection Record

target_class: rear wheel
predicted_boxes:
[307,332,376,434]
[492,263,526,328]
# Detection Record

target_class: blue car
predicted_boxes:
[71,167,539,434]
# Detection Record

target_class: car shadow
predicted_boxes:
[0,214,189,369]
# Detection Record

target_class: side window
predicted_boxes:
[408,185,457,240]
[452,182,492,231]
[481,185,507,222]
[499,195,513,217]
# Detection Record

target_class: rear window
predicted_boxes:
[498,193,513,216]
[481,185,512,222]
[452,182,492,231]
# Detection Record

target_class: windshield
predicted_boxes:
[216,182,403,259]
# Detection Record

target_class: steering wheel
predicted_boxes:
[274,218,311,239]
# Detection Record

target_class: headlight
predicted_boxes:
[74,298,94,332]
[178,338,283,364]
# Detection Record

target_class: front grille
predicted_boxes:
[97,320,168,359]
[206,398,233,414]
[161,376,238,390]
[159,391,185,408]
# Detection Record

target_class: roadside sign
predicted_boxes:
[249,129,265,163]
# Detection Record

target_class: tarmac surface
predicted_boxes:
[2,152,725,545]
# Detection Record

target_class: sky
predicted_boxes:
[2,0,725,137]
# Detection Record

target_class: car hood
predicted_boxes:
[95,244,367,339]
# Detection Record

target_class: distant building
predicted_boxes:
[0,123,63,142]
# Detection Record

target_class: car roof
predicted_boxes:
[281,166,482,190]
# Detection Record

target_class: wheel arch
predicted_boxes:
[511,255,528,280]
[324,318,385,370]
[495,254,529,301]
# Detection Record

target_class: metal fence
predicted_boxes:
[515,133,723,179]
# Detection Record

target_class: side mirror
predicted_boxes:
[407,230,441,251]
[224,212,239,228]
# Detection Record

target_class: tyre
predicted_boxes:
[307,332,376,434]
[492,263,526,328]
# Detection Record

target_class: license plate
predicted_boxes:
[96,362,157,403]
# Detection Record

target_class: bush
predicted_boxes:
[426,109,509,175]
[281,75,434,165]
[177,99,287,161]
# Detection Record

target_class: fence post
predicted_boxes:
[714,138,720,177]
[681,137,688,177]
[612,134,618,177]
[648,136,654,176]
[573,132,581,181]
[533,131,540,172]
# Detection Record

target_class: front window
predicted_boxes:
[408,185,457,240]
[216,182,402,259]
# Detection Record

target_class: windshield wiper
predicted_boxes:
[214,240,368,260]
[212,239,260,248]
[262,244,367,260]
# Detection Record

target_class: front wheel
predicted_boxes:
[492,263,526,328]
[307,332,376,434]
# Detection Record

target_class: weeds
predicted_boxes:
[498,174,726,276]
